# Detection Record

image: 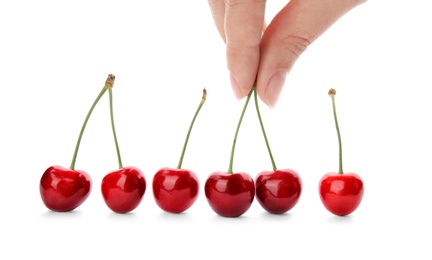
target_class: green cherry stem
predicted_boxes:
[253,86,277,171]
[227,87,254,174]
[328,88,344,175]
[69,74,114,170]
[177,88,207,169]
[108,85,123,169]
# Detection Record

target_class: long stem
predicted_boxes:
[109,87,123,169]
[69,82,110,170]
[253,86,277,171]
[177,88,207,169]
[329,88,344,174]
[227,88,253,174]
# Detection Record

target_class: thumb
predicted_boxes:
[256,0,366,108]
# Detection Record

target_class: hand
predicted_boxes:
[207,0,366,108]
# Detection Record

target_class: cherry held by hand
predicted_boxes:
[256,169,302,214]
[252,87,302,214]
[205,172,255,217]
[205,88,255,217]
[152,89,205,213]
[319,88,364,216]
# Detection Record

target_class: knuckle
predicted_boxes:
[279,34,311,60]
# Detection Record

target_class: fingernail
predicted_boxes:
[265,71,287,108]
[230,72,249,100]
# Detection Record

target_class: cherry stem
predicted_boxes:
[227,87,253,174]
[253,86,277,171]
[177,88,207,169]
[70,74,114,170]
[108,87,123,169]
[329,88,344,174]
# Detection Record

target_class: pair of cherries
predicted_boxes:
[40,75,146,213]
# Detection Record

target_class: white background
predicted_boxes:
[1,0,431,259]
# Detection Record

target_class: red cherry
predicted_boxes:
[319,88,364,216]
[319,172,364,216]
[40,75,115,212]
[101,166,146,213]
[152,89,206,214]
[40,165,91,212]
[153,168,199,213]
[255,169,302,214]
[96,75,147,213]
[204,87,255,217]
[205,172,255,217]
[252,87,302,214]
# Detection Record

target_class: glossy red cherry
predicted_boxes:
[252,87,302,214]
[152,89,206,214]
[153,168,199,213]
[205,172,255,217]
[255,169,302,214]
[39,75,116,212]
[205,87,255,217]
[319,88,364,216]
[101,166,146,213]
[319,172,363,216]
[40,165,91,212]
[100,76,146,213]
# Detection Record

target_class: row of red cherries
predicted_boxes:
[39,74,364,217]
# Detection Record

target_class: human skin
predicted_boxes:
[207,0,367,108]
